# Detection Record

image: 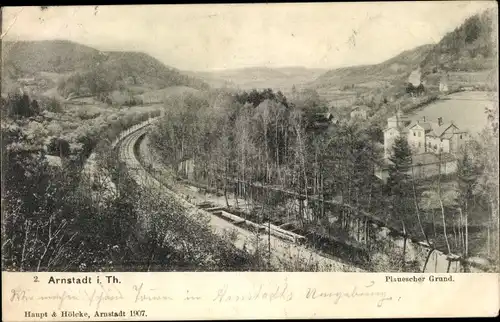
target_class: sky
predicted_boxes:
[2,2,497,71]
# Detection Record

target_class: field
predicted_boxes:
[187,67,326,93]
[136,86,201,104]
[408,91,495,135]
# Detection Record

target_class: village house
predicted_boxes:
[17,76,36,85]
[383,110,411,158]
[350,105,368,120]
[377,111,469,182]
[309,112,339,130]
[383,111,468,158]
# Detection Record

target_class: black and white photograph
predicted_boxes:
[1,2,498,275]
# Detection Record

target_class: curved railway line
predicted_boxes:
[115,121,363,272]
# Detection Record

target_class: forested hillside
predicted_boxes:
[420,8,496,74]
[2,40,209,98]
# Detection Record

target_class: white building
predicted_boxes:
[383,110,411,158]
[439,74,449,93]
[350,105,368,120]
[383,112,469,159]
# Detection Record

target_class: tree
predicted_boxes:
[291,85,298,101]
[416,84,425,96]
[5,92,39,118]
[456,146,480,257]
[30,100,40,115]
[47,137,71,158]
[46,97,63,113]
[474,106,499,262]
[420,181,458,255]
[386,135,413,268]
[405,83,415,95]
[387,136,413,214]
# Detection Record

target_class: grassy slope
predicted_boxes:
[311,44,435,91]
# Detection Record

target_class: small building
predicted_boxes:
[17,76,36,85]
[439,74,449,93]
[350,106,368,120]
[318,112,339,124]
[309,112,339,130]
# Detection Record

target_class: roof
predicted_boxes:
[351,105,368,112]
[436,123,454,136]
[407,121,438,133]
[407,120,465,137]
[387,112,467,137]
[323,112,333,119]
[310,113,338,128]
[427,123,457,137]
[313,112,335,121]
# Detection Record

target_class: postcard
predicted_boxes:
[1,2,498,320]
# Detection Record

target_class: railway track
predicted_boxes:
[115,123,363,272]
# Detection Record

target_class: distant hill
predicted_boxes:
[186,66,326,92]
[2,40,102,75]
[95,51,209,90]
[310,44,435,91]
[310,8,497,98]
[420,9,496,75]
[2,40,209,96]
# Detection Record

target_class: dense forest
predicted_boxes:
[420,9,496,74]
[149,88,499,271]
[1,91,271,272]
[2,40,210,98]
